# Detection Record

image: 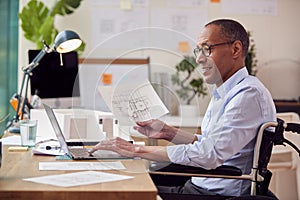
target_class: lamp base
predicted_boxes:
[7,119,20,133]
[8,126,20,133]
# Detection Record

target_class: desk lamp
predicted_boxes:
[8,30,82,133]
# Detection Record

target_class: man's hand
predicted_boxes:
[133,119,176,141]
[88,137,170,162]
[134,119,198,144]
[88,137,141,157]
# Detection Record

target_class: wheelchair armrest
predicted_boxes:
[149,162,242,176]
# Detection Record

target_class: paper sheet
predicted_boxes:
[166,0,208,7]
[150,7,208,47]
[23,171,133,187]
[0,135,21,145]
[221,0,278,15]
[91,7,149,49]
[99,80,169,125]
[39,161,126,171]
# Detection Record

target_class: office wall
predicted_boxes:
[19,0,300,114]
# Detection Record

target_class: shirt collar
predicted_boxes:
[213,67,249,99]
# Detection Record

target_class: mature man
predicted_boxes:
[89,19,276,197]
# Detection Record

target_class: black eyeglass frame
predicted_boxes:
[193,41,235,57]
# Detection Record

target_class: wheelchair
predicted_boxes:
[149,118,300,200]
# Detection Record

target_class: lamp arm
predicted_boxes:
[8,31,82,131]
[14,42,53,122]
[20,72,33,119]
[22,42,53,72]
[13,71,28,122]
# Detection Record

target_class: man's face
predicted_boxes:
[195,25,234,87]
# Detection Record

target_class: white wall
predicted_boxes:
[18,0,300,114]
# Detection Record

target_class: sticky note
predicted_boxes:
[101,73,113,85]
[8,146,29,152]
[178,41,190,53]
[120,0,132,10]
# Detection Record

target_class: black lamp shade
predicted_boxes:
[54,30,82,53]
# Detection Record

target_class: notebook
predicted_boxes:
[43,103,128,160]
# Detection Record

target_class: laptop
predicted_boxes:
[43,103,128,160]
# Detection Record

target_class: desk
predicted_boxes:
[0,146,157,200]
[275,101,300,117]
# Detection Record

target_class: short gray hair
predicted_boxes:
[205,19,249,57]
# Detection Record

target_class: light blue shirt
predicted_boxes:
[167,67,276,196]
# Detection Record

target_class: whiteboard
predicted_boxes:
[78,58,150,111]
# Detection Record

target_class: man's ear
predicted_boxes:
[232,40,243,59]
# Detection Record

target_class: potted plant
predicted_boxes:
[245,31,258,76]
[171,55,207,116]
[19,0,85,53]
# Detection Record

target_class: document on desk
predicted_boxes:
[39,161,126,170]
[99,79,169,125]
[23,171,133,187]
[0,135,21,145]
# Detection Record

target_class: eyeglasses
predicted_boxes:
[193,41,235,58]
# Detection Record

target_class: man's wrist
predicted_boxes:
[163,125,178,141]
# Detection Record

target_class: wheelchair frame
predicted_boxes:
[149,118,300,198]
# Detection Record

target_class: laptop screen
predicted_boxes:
[43,103,70,154]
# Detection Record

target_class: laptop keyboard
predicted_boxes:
[69,148,89,157]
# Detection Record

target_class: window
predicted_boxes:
[0,1,18,135]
